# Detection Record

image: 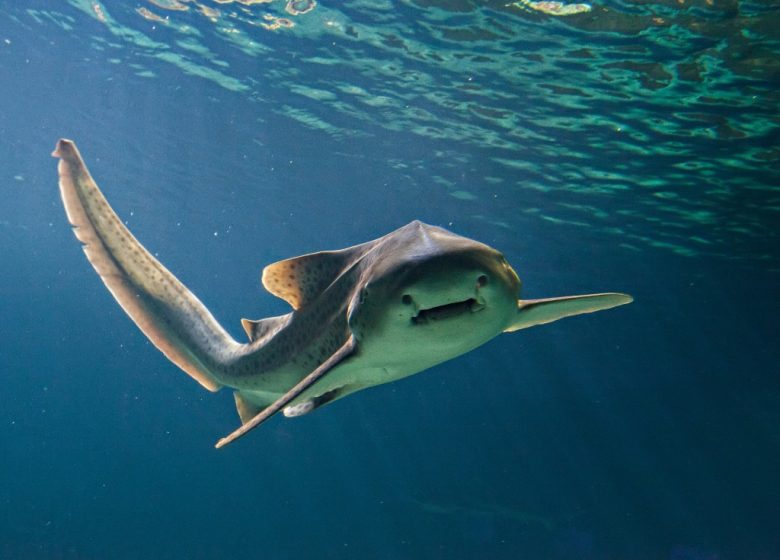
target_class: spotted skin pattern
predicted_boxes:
[55,139,631,447]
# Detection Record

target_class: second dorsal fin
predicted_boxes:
[240,315,290,342]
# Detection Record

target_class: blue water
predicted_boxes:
[1,1,778,558]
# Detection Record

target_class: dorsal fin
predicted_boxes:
[261,247,364,310]
[240,315,290,342]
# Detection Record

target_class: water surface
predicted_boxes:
[0,1,778,558]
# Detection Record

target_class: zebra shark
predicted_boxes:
[53,139,631,448]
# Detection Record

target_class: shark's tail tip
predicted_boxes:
[52,138,76,158]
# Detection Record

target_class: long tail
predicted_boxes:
[54,139,243,391]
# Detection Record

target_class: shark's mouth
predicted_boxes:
[411,298,485,325]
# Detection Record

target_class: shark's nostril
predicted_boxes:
[477,274,488,287]
[401,294,413,305]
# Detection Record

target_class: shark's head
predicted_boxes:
[348,222,520,365]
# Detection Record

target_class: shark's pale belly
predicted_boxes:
[235,308,514,412]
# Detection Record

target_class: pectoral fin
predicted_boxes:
[505,292,632,332]
[215,335,358,448]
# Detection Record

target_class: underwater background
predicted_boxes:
[1,1,778,558]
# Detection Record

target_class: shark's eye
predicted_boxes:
[477,274,488,287]
[401,294,413,305]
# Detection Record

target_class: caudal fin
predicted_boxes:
[54,139,240,391]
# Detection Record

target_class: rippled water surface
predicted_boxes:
[25,0,778,260]
[1,1,778,559]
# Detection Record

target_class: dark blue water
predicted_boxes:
[1,1,778,559]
